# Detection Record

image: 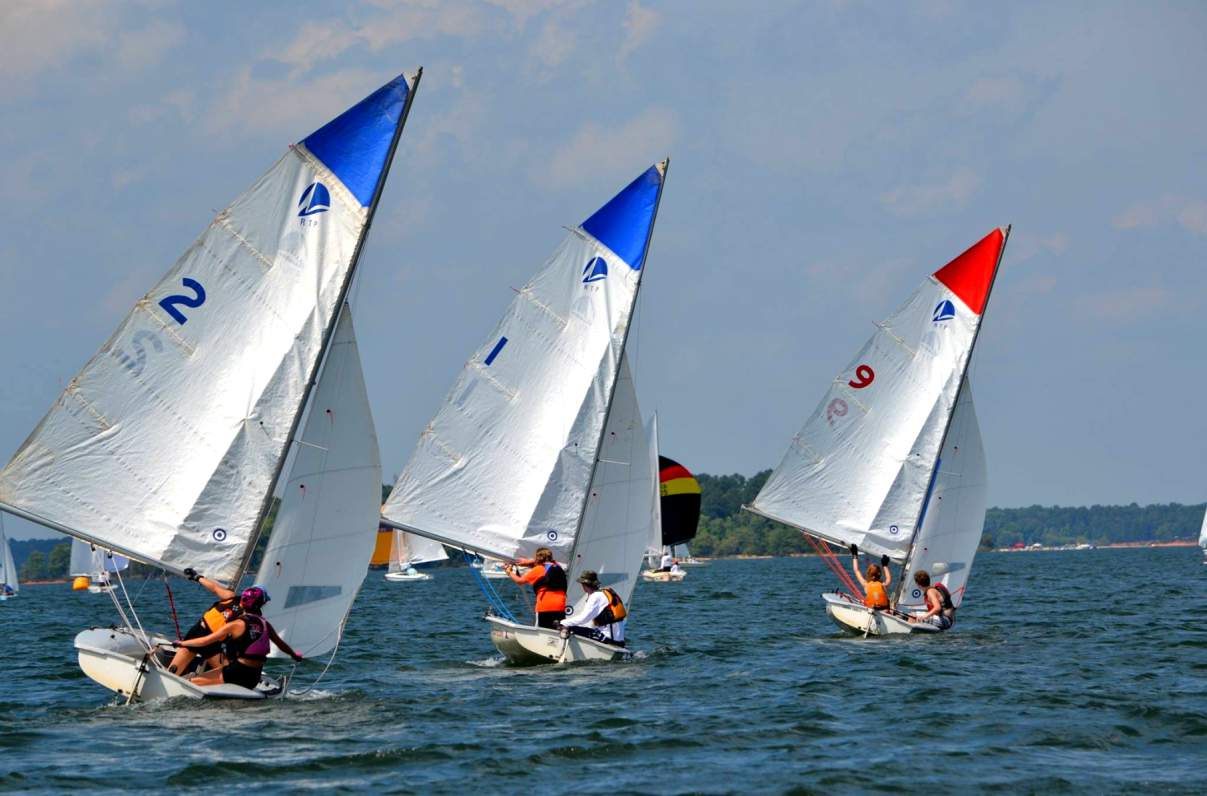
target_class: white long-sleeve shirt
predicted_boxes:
[562,590,625,642]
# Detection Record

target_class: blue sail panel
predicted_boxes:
[301,73,411,207]
[580,164,663,270]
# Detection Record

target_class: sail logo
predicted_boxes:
[297,181,331,218]
[212,528,228,542]
[582,256,608,284]
[932,300,956,323]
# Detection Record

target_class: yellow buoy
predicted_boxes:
[72,576,91,591]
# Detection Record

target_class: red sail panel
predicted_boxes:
[932,228,1005,315]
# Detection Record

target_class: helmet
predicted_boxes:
[240,585,271,610]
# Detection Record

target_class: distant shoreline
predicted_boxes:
[691,539,1200,561]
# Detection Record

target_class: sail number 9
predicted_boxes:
[159,278,207,325]
[848,364,875,389]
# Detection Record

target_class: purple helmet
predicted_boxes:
[240,585,270,610]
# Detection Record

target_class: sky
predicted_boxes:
[1,1,1204,539]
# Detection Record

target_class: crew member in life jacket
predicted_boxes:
[505,547,567,629]
[559,570,626,646]
[175,586,302,690]
[909,570,956,630]
[165,567,241,675]
[849,544,893,610]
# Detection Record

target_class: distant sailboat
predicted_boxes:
[0,70,422,697]
[642,417,700,582]
[382,162,669,664]
[69,539,129,593]
[747,229,1010,636]
[384,530,448,582]
[0,516,17,600]
[1199,505,1207,564]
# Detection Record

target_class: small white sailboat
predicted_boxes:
[0,70,422,698]
[748,229,1010,636]
[640,418,701,581]
[1198,506,1207,564]
[382,162,669,664]
[70,539,129,593]
[383,529,447,582]
[0,516,17,600]
[476,558,510,579]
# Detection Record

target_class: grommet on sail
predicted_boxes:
[0,69,423,698]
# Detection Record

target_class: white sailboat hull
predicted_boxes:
[383,570,432,582]
[821,592,942,636]
[641,569,685,582]
[74,627,286,701]
[486,616,630,665]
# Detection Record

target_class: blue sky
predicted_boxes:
[1,1,1204,538]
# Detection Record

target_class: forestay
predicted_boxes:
[383,163,666,562]
[564,355,653,610]
[69,539,129,578]
[389,530,449,571]
[257,307,381,658]
[0,72,418,584]
[749,229,1007,561]
[895,379,987,610]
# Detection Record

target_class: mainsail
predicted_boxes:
[382,162,668,563]
[0,518,17,595]
[644,414,663,563]
[0,71,421,585]
[257,306,382,657]
[894,379,987,610]
[749,229,1008,563]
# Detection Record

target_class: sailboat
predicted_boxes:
[1198,505,1206,564]
[0,69,422,698]
[70,539,129,593]
[0,516,17,600]
[384,530,448,581]
[747,228,1010,636]
[642,418,701,582]
[382,161,669,664]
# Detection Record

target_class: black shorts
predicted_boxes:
[537,611,565,629]
[184,622,223,660]
[222,659,263,690]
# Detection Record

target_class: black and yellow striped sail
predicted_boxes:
[659,456,701,547]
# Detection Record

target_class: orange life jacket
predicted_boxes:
[593,587,627,626]
[201,598,240,632]
[863,580,889,610]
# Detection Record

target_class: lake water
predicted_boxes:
[2,547,1205,793]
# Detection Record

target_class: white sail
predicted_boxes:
[257,307,382,658]
[70,539,129,578]
[383,163,667,562]
[1199,505,1207,549]
[388,530,449,571]
[895,379,987,610]
[564,354,654,611]
[0,72,419,584]
[644,414,663,563]
[0,518,17,595]
[750,229,1007,561]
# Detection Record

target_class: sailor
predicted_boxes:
[559,570,626,646]
[166,567,240,675]
[669,560,684,576]
[505,546,567,628]
[909,570,956,630]
[849,545,892,610]
[177,586,302,689]
[658,551,673,572]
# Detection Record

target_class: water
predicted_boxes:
[3,548,1206,793]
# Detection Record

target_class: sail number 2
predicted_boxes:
[848,364,875,389]
[158,278,206,325]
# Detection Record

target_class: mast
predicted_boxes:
[562,159,669,575]
[891,225,1010,603]
[231,69,424,586]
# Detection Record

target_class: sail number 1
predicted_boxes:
[159,278,206,325]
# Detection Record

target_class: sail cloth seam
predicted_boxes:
[875,322,914,355]
[469,361,518,400]
[518,287,569,329]
[64,384,114,430]
[419,425,462,464]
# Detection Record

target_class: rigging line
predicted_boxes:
[163,575,182,640]
[289,616,346,696]
[805,534,863,599]
[462,549,516,622]
[113,564,152,652]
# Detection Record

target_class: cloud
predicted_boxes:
[116,20,186,70]
[620,1,659,59]
[545,108,676,188]
[965,76,1026,110]
[1011,231,1069,264]
[207,67,387,138]
[879,169,980,218]
[528,18,577,75]
[1075,285,1176,323]
[1113,195,1207,236]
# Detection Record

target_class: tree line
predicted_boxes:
[688,470,1205,556]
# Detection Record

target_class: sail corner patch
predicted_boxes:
[580,164,663,271]
[932,228,1004,315]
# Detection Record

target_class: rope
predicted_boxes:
[110,565,152,652]
[463,550,517,622]
[163,575,183,640]
[288,617,345,696]
[804,534,864,599]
